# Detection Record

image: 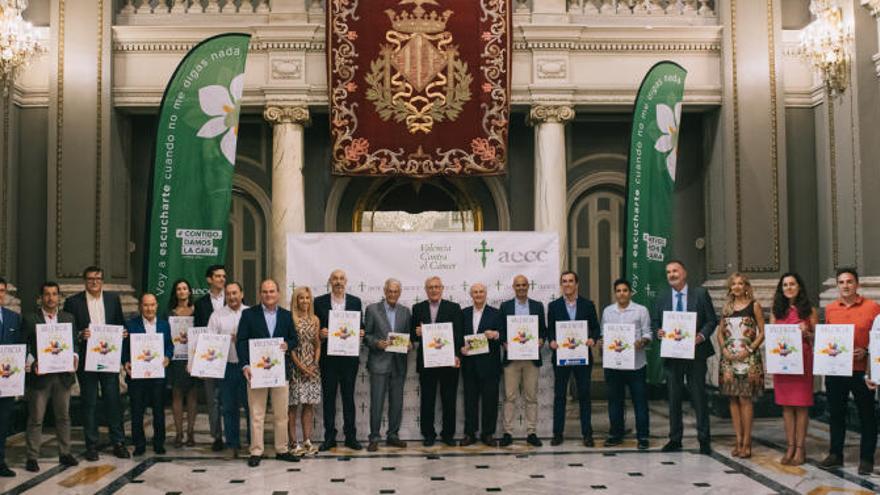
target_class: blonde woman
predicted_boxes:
[288,287,322,456]
[716,273,765,458]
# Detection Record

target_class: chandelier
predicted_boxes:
[0,0,43,86]
[800,0,853,94]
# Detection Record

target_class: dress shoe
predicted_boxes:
[500,434,513,447]
[603,437,623,448]
[526,434,543,447]
[367,441,379,452]
[550,435,563,446]
[637,439,650,451]
[319,440,337,452]
[858,460,874,475]
[25,459,39,472]
[583,437,595,448]
[59,454,79,467]
[423,438,435,447]
[276,452,300,462]
[819,453,843,469]
[660,441,682,453]
[154,445,166,455]
[0,463,14,477]
[699,442,712,455]
[247,455,261,467]
[113,444,131,459]
[211,438,225,452]
[133,446,146,456]
[442,437,457,447]
[481,435,498,447]
[386,438,407,448]
[460,435,477,447]
[344,439,363,451]
[84,449,99,461]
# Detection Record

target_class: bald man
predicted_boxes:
[314,269,364,451]
[461,283,503,447]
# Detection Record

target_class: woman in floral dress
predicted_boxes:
[288,286,322,456]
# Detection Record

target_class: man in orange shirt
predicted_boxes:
[819,268,880,475]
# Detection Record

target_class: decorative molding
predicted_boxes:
[95,0,104,268]
[112,40,327,53]
[536,58,567,79]
[54,0,73,278]
[263,105,311,126]
[270,57,303,80]
[528,105,575,124]
[1,90,8,276]
[514,39,720,52]
[827,92,839,269]
[862,0,880,17]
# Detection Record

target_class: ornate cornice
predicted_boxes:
[113,39,326,52]
[513,40,720,52]
[263,105,311,126]
[528,105,575,124]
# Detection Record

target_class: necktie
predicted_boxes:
[675,292,684,312]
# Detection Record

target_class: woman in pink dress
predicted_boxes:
[771,272,818,466]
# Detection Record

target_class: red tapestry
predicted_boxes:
[328,0,511,177]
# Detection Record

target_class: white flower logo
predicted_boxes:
[654,102,681,182]
[196,73,244,165]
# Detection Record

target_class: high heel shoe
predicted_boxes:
[791,444,806,466]
[185,430,196,447]
[740,442,752,459]
[780,444,795,465]
[731,445,741,457]
[173,432,183,449]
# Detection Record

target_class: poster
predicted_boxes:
[0,345,25,397]
[464,333,489,356]
[870,331,880,383]
[190,333,231,379]
[169,316,193,361]
[327,310,362,357]
[386,332,410,354]
[422,323,456,368]
[507,315,539,361]
[248,338,286,389]
[84,324,123,373]
[130,333,166,379]
[36,323,75,374]
[603,323,636,370]
[764,324,804,375]
[186,326,209,372]
[660,311,697,359]
[813,324,854,377]
[555,321,590,366]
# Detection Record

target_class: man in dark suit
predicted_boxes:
[499,274,546,447]
[652,259,718,455]
[0,277,21,477]
[548,270,600,447]
[62,266,129,461]
[236,279,300,467]
[314,269,364,451]
[123,293,173,456]
[193,264,227,451]
[461,283,502,447]
[23,282,79,473]
[363,278,411,452]
[411,276,463,447]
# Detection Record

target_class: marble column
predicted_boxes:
[263,105,310,303]
[529,105,574,270]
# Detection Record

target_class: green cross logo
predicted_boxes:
[474,239,494,268]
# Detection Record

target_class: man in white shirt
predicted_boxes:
[208,281,250,456]
[600,278,652,450]
[194,264,227,451]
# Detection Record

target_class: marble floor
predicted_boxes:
[1,402,878,495]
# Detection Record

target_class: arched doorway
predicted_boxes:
[569,188,625,312]
[353,178,484,232]
[225,188,267,303]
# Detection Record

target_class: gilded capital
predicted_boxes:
[528,105,575,125]
[863,0,880,17]
[263,105,311,126]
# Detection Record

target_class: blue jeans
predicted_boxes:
[552,364,592,437]
[221,362,250,448]
[604,367,650,441]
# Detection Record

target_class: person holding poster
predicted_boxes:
[207,281,250,457]
[315,269,364,452]
[62,266,129,461]
[363,278,411,452]
[600,279,652,450]
[194,265,227,452]
[716,273,764,460]
[652,260,717,455]
[287,287,322,457]
[236,279,300,467]
[0,278,20,477]
[411,276,463,447]
[769,272,817,466]
[461,283,503,447]
[548,271,600,447]
[498,275,546,448]
[22,282,79,473]
[167,279,199,448]
[123,293,173,456]
[819,268,880,475]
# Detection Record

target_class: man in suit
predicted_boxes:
[193,264,227,452]
[411,276,463,447]
[499,274,546,447]
[363,278,411,452]
[62,266,129,461]
[548,270,600,447]
[123,293,173,456]
[22,282,79,472]
[0,277,22,477]
[652,259,718,455]
[237,279,300,467]
[461,283,503,447]
[315,269,364,451]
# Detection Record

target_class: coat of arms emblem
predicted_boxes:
[365,0,473,134]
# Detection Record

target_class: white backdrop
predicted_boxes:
[286,232,561,440]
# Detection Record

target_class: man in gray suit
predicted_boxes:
[23,282,80,472]
[363,278,411,452]
[652,259,718,455]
